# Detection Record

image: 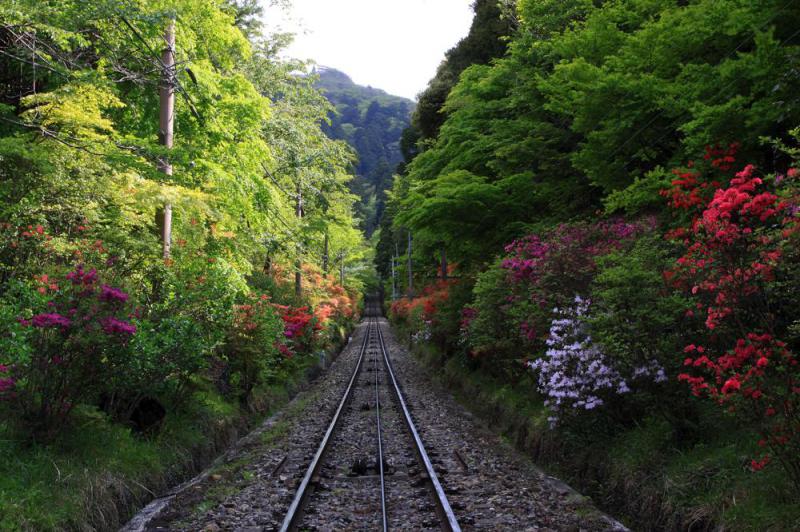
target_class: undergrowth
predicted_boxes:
[0,344,339,531]
[407,334,800,531]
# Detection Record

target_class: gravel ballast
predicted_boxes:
[123,316,626,531]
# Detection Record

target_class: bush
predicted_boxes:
[467,262,523,372]
[668,158,800,486]
[225,295,284,403]
[465,218,652,379]
[2,263,136,440]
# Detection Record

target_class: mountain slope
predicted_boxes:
[315,67,414,236]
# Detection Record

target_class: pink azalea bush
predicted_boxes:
[4,262,137,438]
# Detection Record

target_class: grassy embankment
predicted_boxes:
[0,327,350,531]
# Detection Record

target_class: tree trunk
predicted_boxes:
[323,232,329,277]
[158,20,175,260]
[407,230,413,297]
[295,182,302,298]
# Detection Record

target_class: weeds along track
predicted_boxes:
[279,299,460,531]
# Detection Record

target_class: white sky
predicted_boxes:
[261,0,475,100]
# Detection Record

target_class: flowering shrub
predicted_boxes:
[389,281,453,343]
[0,223,54,285]
[390,297,413,323]
[530,296,627,425]
[531,296,667,426]
[668,155,800,484]
[272,304,318,354]
[5,262,137,438]
[411,321,433,343]
[468,218,652,371]
[502,218,650,302]
[0,214,361,441]
[249,265,359,351]
[225,294,284,401]
[304,267,357,326]
[661,143,739,212]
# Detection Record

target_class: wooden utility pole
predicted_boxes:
[394,241,400,300]
[295,182,303,298]
[323,232,329,277]
[158,19,175,260]
[391,254,397,300]
[406,230,413,297]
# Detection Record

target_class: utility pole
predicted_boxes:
[323,232,329,278]
[295,181,303,298]
[394,241,400,300]
[158,19,175,260]
[390,254,397,300]
[406,230,413,297]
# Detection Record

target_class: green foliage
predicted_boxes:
[412,0,515,141]
[384,0,800,525]
[0,0,369,526]
[0,380,304,531]
[225,296,284,402]
[114,257,242,412]
[316,67,413,236]
[391,0,800,268]
[0,280,40,370]
[0,0,367,440]
[469,261,519,360]
[589,236,689,379]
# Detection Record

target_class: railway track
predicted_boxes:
[123,298,621,531]
[280,300,461,531]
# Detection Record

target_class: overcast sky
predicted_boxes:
[261,0,475,100]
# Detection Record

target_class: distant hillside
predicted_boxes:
[315,67,414,236]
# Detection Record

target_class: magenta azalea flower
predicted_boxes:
[100,317,136,335]
[99,284,129,304]
[31,313,71,329]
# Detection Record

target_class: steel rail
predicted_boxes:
[373,317,389,532]
[374,318,462,532]
[279,317,372,532]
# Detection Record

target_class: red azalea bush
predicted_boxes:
[667,152,800,485]
[225,294,284,401]
[272,304,318,353]
[390,297,413,323]
[303,267,357,326]
[250,264,359,353]
[389,280,453,342]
